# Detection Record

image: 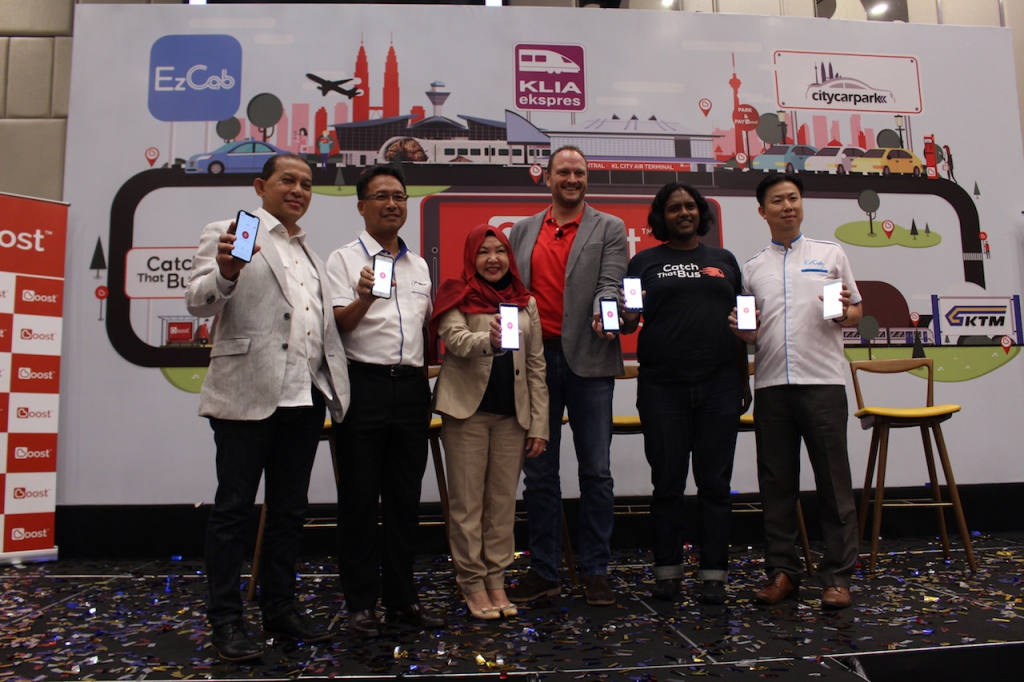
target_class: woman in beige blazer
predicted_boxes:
[430,224,549,620]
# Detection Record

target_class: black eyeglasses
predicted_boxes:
[364,192,409,203]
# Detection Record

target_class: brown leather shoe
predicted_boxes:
[754,572,798,605]
[821,586,852,610]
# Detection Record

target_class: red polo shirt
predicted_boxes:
[530,205,583,339]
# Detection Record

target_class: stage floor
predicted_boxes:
[2,534,1022,681]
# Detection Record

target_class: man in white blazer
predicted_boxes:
[507,146,628,606]
[186,154,350,661]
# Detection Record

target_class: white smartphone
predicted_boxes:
[599,297,620,334]
[499,304,520,350]
[736,294,757,331]
[371,254,394,299]
[231,210,260,262]
[623,277,643,311]
[822,280,844,320]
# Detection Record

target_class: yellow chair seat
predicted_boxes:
[739,413,754,427]
[430,416,443,430]
[855,404,961,420]
[612,415,642,430]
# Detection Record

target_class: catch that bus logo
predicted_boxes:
[514,44,586,113]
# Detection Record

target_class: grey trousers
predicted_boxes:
[753,384,858,589]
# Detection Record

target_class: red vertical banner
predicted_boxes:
[0,192,67,563]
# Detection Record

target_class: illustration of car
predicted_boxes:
[751,144,819,173]
[518,49,580,74]
[804,146,866,175]
[806,77,895,103]
[186,140,289,174]
[850,147,926,176]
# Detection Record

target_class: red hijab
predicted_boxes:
[429,224,531,362]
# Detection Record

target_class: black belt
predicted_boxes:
[543,337,563,352]
[348,360,423,377]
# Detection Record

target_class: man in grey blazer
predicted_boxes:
[186,154,350,661]
[507,146,628,606]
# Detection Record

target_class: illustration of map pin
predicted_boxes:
[529,164,543,185]
[909,311,920,328]
[145,147,160,167]
[699,99,712,117]
[1001,335,1013,354]
[882,219,894,239]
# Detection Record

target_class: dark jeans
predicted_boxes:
[335,364,430,612]
[754,384,858,588]
[521,348,615,580]
[637,370,740,582]
[205,390,326,627]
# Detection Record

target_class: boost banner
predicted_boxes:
[0,192,67,564]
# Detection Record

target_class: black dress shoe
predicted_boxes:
[211,621,263,662]
[652,578,681,601]
[347,609,381,637]
[384,602,445,628]
[262,610,332,643]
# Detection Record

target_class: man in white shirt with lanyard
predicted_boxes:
[730,174,862,610]
[326,165,443,636]
[186,154,350,661]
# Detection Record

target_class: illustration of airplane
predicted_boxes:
[306,73,361,98]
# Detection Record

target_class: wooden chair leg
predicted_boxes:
[920,424,951,558]
[869,424,890,574]
[560,503,579,587]
[796,499,815,576]
[932,423,978,572]
[247,503,268,602]
[429,428,450,525]
[858,427,881,545]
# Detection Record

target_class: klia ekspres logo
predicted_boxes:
[514,44,586,112]
[148,35,242,122]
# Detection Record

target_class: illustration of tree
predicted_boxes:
[910,219,918,240]
[216,117,242,144]
[973,182,981,198]
[247,93,284,142]
[858,190,880,237]
[925,222,931,237]
[90,237,107,279]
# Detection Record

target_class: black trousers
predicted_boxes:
[753,384,858,588]
[205,390,326,627]
[335,364,430,612]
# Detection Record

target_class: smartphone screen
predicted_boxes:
[822,280,844,320]
[623,277,643,311]
[231,210,260,262]
[600,298,620,333]
[372,254,394,299]
[736,294,757,330]
[499,304,520,350]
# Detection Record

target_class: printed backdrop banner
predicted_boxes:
[62,5,1024,507]
[0,192,66,563]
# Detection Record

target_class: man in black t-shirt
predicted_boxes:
[622,182,749,605]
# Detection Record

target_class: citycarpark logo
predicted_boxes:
[149,35,242,122]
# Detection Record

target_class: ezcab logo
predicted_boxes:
[149,35,242,122]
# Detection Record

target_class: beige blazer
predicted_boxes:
[433,298,549,441]
[185,208,350,422]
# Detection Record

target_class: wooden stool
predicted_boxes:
[850,358,976,573]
